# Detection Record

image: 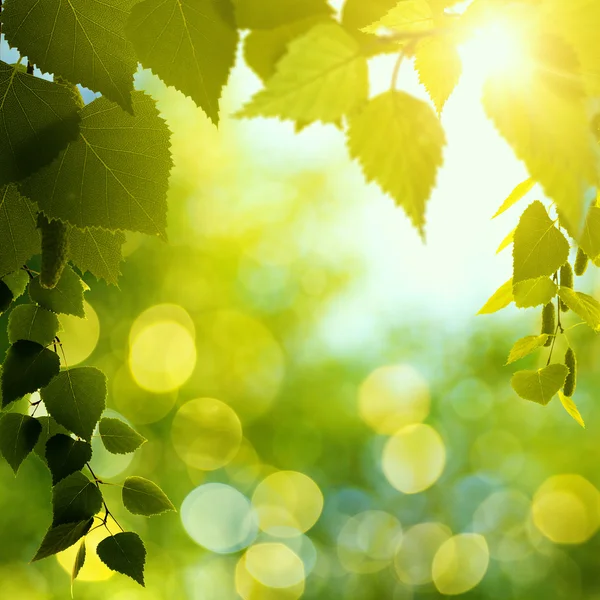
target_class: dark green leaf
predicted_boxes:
[28,266,86,318]
[41,367,106,441]
[0,185,40,278]
[46,434,92,485]
[68,227,126,286]
[8,304,60,346]
[52,472,102,526]
[96,532,146,586]
[2,0,139,111]
[99,418,146,454]
[0,280,12,314]
[0,61,81,185]
[1,340,60,407]
[32,518,93,562]
[21,94,172,237]
[0,413,42,474]
[126,0,238,125]
[34,417,69,460]
[122,476,175,516]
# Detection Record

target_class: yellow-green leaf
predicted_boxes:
[492,178,535,219]
[513,277,557,308]
[347,90,445,234]
[511,364,569,406]
[414,36,462,113]
[496,228,515,254]
[557,287,600,331]
[237,23,368,125]
[477,278,513,315]
[512,201,569,284]
[579,206,600,260]
[558,390,585,428]
[362,0,433,33]
[506,334,549,365]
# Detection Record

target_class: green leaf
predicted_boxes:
[97,532,146,586]
[46,434,92,485]
[362,0,434,33]
[41,367,107,441]
[511,364,569,406]
[414,36,462,113]
[237,23,368,125]
[492,178,535,219]
[29,266,86,318]
[233,0,332,29]
[342,0,399,33]
[558,390,585,428]
[0,61,81,186]
[99,418,146,454]
[68,226,126,286]
[483,61,598,236]
[557,287,600,331]
[126,0,238,125]
[347,90,445,235]
[244,16,331,82]
[21,93,172,237]
[122,476,175,516]
[579,206,600,260]
[477,279,514,315]
[512,201,569,284]
[1,340,60,407]
[52,472,102,526]
[506,334,550,365]
[0,413,42,474]
[8,304,60,347]
[72,539,86,590]
[496,228,515,254]
[32,518,93,562]
[0,280,12,314]
[2,0,139,111]
[2,269,29,298]
[513,277,558,309]
[0,185,40,278]
[34,417,69,460]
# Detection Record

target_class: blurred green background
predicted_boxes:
[2,30,600,600]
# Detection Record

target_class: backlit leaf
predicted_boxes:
[513,277,557,308]
[496,228,515,254]
[2,0,139,111]
[68,227,126,286]
[0,185,40,278]
[122,476,175,516]
[477,279,513,315]
[8,304,60,347]
[0,413,42,474]
[506,334,550,365]
[41,367,107,441]
[1,340,60,407]
[32,519,93,562]
[99,418,146,455]
[558,390,585,428]
[234,0,332,29]
[492,178,535,219]
[512,201,569,283]
[126,0,238,125]
[237,23,368,125]
[52,472,102,526]
[511,364,569,405]
[362,0,434,33]
[0,61,81,186]
[97,532,146,586]
[29,266,86,318]
[347,90,445,235]
[21,94,172,237]
[579,206,600,260]
[557,287,600,331]
[72,539,86,590]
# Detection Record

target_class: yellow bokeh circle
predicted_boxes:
[532,474,600,544]
[358,365,430,434]
[56,523,114,582]
[337,510,403,574]
[245,543,305,589]
[172,397,243,470]
[235,552,304,600]
[59,301,100,365]
[432,533,490,595]
[252,471,323,537]
[394,522,451,585]
[129,303,195,343]
[129,320,196,393]
[382,424,446,494]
